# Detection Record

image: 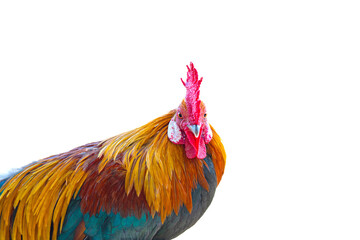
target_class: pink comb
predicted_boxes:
[181,62,203,124]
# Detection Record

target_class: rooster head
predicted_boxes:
[168,62,213,159]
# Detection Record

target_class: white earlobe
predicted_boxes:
[168,118,183,144]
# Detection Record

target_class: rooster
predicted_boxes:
[0,62,226,240]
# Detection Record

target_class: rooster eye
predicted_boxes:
[204,113,207,118]
[178,112,183,118]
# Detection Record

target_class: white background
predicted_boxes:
[1,1,360,239]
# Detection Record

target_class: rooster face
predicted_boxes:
[167,63,213,159]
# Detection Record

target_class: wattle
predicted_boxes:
[185,136,206,159]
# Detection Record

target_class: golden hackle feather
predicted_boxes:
[0,149,92,240]
[99,110,226,222]
[0,110,226,239]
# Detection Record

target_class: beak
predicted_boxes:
[188,124,201,138]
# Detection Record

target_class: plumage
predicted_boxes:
[0,62,226,239]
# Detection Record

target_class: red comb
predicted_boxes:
[181,62,203,123]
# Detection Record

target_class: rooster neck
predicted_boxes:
[96,110,226,222]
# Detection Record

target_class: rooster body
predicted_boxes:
[0,63,226,240]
